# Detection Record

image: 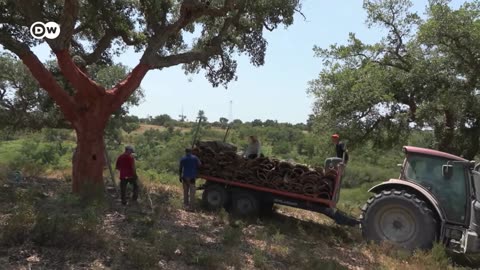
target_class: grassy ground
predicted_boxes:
[0,173,472,270]
[0,127,476,269]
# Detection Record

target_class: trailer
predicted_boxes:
[197,157,359,226]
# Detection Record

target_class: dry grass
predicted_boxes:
[0,176,476,269]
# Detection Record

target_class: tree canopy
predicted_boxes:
[0,0,303,194]
[309,0,480,159]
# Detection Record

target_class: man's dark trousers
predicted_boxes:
[120,177,139,205]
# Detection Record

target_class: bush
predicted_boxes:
[43,128,73,142]
[9,140,63,176]
[123,240,158,269]
[1,201,36,246]
[341,162,397,188]
[1,190,106,249]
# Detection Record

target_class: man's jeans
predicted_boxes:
[182,177,196,207]
[120,177,139,205]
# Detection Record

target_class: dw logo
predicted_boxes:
[30,22,60,40]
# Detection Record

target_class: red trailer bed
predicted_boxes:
[198,166,343,209]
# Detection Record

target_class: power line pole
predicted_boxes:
[229,100,233,122]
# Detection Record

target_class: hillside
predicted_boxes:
[0,175,456,270]
[0,125,478,269]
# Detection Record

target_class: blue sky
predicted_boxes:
[29,0,465,124]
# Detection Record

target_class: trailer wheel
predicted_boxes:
[360,189,438,250]
[260,201,274,216]
[202,184,228,210]
[232,191,259,217]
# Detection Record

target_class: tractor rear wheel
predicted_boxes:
[360,189,438,250]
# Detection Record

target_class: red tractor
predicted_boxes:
[361,146,480,253]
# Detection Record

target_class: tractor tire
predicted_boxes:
[202,184,228,211]
[231,191,260,218]
[360,189,438,251]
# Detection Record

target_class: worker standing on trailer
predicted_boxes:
[245,135,261,159]
[179,148,202,211]
[115,145,138,205]
[332,134,349,164]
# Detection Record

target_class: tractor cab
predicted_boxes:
[400,147,470,225]
[361,146,480,254]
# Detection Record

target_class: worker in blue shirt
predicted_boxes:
[179,148,202,210]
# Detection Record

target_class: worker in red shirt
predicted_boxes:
[115,145,138,205]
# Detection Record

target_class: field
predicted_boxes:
[0,124,476,270]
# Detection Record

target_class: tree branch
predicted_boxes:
[149,46,223,69]
[22,53,78,123]
[82,32,115,64]
[52,0,80,50]
[0,33,78,123]
[54,50,106,100]
[105,63,150,115]
[141,0,236,62]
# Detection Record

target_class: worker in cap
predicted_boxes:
[179,148,202,211]
[244,135,261,159]
[115,145,138,205]
[332,134,349,164]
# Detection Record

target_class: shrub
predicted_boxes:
[31,197,105,248]
[222,225,243,246]
[43,128,73,142]
[9,140,63,176]
[1,202,36,246]
[123,240,158,269]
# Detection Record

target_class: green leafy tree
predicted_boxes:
[219,117,229,128]
[123,122,140,134]
[0,0,302,195]
[264,119,277,127]
[152,114,173,126]
[309,0,480,158]
[251,119,263,127]
[197,110,207,122]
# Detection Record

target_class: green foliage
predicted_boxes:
[252,248,269,269]
[222,225,243,246]
[1,197,36,246]
[309,0,480,159]
[9,140,63,175]
[1,190,105,249]
[123,239,158,269]
[123,122,140,134]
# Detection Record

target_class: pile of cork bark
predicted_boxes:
[194,141,337,200]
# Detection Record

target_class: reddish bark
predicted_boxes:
[19,52,78,123]
[20,49,149,195]
[72,118,108,194]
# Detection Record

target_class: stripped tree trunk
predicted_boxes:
[19,50,149,196]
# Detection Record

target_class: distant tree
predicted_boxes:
[264,119,277,127]
[219,117,229,124]
[123,122,140,134]
[197,110,208,122]
[125,115,140,123]
[152,114,173,126]
[306,114,315,131]
[252,119,263,127]
[219,117,229,128]
[179,114,187,122]
[232,119,243,125]
[294,123,307,130]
